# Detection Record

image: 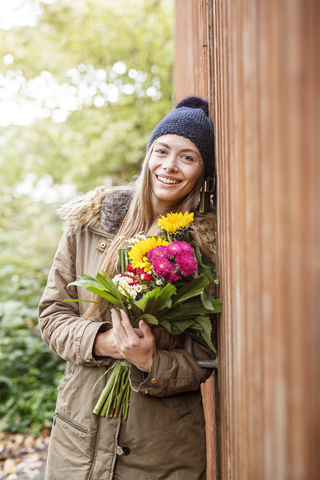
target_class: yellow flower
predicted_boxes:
[128,237,169,272]
[157,212,194,233]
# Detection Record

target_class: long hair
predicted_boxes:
[85,142,215,349]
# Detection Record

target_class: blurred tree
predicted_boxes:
[0,0,173,191]
[0,0,173,432]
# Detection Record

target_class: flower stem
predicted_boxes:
[114,371,129,417]
[93,363,121,415]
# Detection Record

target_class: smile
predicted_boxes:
[157,175,182,185]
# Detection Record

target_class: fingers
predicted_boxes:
[139,320,153,340]
[111,310,156,371]
[111,309,127,344]
[133,328,144,338]
[120,310,138,341]
[112,309,140,352]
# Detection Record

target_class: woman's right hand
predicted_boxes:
[93,327,143,359]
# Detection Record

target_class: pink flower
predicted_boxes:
[178,241,195,255]
[152,257,173,277]
[166,271,180,283]
[166,241,183,256]
[167,241,195,257]
[148,245,169,261]
[175,253,197,276]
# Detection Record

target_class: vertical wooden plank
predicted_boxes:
[175,2,218,479]
[208,0,320,478]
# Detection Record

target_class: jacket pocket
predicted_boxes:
[53,409,87,434]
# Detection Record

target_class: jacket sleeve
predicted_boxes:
[38,231,111,367]
[129,341,215,396]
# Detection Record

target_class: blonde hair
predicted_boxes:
[85,141,215,330]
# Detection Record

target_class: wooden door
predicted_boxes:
[175,1,320,479]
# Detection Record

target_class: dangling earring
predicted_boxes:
[199,176,215,213]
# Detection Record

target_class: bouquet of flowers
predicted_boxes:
[67,212,222,419]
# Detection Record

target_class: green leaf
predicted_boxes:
[134,283,176,315]
[211,298,223,313]
[194,316,215,352]
[85,286,122,308]
[201,290,214,310]
[68,272,100,288]
[190,240,218,283]
[157,300,209,321]
[64,299,105,305]
[186,328,217,355]
[134,287,160,312]
[126,301,142,319]
[158,320,172,333]
[98,271,126,309]
[164,298,172,308]
[139,314,159,326]
[168,319,196,335]
[153,283,176,313]
[171,274,209,306]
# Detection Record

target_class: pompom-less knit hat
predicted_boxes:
[146,96,214,178]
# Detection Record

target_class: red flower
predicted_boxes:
[126,263,137,274]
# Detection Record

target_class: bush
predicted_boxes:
[0,198,64,434]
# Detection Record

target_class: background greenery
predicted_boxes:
[0,0,173,434]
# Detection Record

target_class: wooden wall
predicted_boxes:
[175,1,320,479]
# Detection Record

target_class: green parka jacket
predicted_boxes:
[38,186,216,480]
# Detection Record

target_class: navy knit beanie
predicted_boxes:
[147,96,214,178]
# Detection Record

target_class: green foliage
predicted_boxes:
[0,0,173,433]
[0,195,64,433]
[73,272,220,353]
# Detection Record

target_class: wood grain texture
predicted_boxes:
[175,0,320,479]
[175,2,218,479]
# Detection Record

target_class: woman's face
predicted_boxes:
[148,134,203,214]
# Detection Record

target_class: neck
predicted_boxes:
[151,194,180,223]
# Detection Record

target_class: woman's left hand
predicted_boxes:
[112,309,156,372]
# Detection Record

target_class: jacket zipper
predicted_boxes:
[54,409,88,434]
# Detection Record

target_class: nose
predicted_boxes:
[162,153,179,172]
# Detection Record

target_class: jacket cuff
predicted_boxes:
[129,350,165,395]
[129,348,204,397]
[78,320,112,366]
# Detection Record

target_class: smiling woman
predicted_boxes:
[38,96,217,480]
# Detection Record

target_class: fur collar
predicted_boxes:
[57,186,216,260]
[57,186,134,235]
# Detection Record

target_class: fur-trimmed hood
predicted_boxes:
[57,185,216,261]
[57,186,135,235]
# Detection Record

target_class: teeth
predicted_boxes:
[157,176,180,185]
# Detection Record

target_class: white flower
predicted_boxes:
[156,279,163,285]
[127,305,132,310]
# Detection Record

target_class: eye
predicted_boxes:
[182,154,194,161]
[155,148,167,155]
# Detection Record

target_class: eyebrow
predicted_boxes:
[154,141,199,156]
